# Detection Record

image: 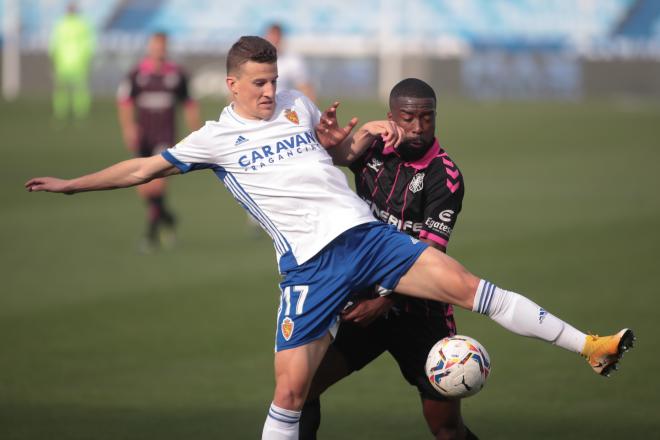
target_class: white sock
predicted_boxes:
[473,280,586,353]
[262,402,300,440]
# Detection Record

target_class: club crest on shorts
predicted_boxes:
[409,172,425,193]
[281,317,295,341]
[284,109,299,125]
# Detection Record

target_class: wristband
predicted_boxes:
[375,284,393,297]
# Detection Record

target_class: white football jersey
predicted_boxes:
[163,90,375,272]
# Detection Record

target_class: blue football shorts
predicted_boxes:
[274,221,428,351]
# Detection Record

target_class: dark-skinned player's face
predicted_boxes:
[388,96,436,153]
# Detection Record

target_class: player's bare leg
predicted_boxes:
[299,345,353,440]
[137,177,175,252]
[395,247,633,375]
[422,399,478,440]
[395,247,479,309]
[263,333,332,440]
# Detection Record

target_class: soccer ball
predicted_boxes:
[425,335,491,399]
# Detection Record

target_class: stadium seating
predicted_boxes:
[7,0,652,50]
[615,0,660,39]
[129,0,636,45]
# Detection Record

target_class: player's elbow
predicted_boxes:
[129,164,157,185]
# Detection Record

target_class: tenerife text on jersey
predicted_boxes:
[366,199,424,233]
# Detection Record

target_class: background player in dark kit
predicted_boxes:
[117,32,201,251]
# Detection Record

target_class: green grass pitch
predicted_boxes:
[1,97,659,439]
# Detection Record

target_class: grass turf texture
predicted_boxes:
[1,97,659,439]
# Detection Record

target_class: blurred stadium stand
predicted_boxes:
[615,0,660,39]
[2,0,660,100]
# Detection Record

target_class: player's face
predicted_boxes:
[148,36,167,62]
[227,61,278,120]
[388,97,436,153]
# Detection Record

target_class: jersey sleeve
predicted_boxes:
[296,91,321,125]
[419,160,465,249]
[175,69,193,103]
[116,70,137,105]
[161,123,218,173]
[348,138,381,174]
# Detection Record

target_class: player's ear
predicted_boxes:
[226,76,238,96]
[387,111,393,121]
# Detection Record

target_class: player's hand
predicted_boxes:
[315,101,359,149]
[25,177,74,194]
[361,120,405,150]
[341,296,395,327]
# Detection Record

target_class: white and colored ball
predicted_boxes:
[425,335,491,399]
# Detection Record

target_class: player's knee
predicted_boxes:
[444,269,480,310]
[273,384,306,410]
[460,272,480,308]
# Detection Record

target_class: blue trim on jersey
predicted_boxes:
[278,251,298,273]
[213,167,293,260]
[161,151,217,174]
[162,150,191,173]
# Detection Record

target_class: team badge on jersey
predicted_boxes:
[281,317,295,341]
[284,109,299,125]
[367,158,383,172]
[408,172,425,193]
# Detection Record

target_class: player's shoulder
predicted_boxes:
[124,65,140,79]
[422,145,464,198]
[181,120,220,144]
[163,60,188,76]
[277,89,308,105]
[277,90,317,116]
[427,146,459,170]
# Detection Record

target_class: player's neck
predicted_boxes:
[230,102,266,121]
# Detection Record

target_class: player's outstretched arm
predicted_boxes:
[315,102,404,166]
[25,155,180,195]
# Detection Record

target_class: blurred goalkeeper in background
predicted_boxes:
[49,2,95,123]
[299,78,477,440]
[117,32,201,252]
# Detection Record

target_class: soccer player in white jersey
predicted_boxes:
[243,23,315,237]
[26,36,634,440]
